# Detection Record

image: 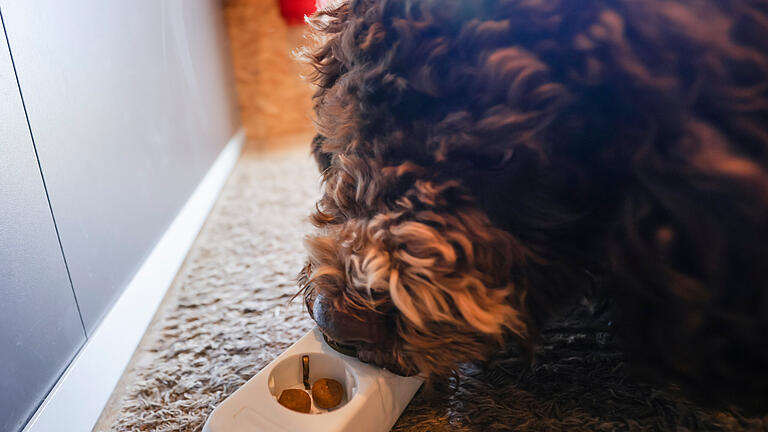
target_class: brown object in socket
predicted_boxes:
[278,389,311,413]
[312,378,344,409]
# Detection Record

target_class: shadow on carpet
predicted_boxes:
[393,301,767,432]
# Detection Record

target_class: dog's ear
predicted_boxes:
[339,199,537,374]
[362,189,533,345]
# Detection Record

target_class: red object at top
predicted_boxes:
[279,0,317,25]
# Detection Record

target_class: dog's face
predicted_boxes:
[298,150,532,375]
[296,0,588,375]
[296,0,584,376]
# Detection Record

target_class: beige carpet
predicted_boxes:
[93,133,767,432]
[93,134,318,432]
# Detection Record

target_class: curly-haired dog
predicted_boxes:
[298,0,768,411]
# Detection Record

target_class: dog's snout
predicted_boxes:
[309,293,388,346]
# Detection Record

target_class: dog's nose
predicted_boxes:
[309,293,388,346]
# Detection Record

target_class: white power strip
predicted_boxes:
[204,327,423,432]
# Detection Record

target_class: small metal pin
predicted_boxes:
[302,355,310,390]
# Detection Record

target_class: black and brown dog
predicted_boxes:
[298,0,768,412]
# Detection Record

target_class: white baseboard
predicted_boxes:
[22,128,245,432]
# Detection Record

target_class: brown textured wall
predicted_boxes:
[224,0,315,142]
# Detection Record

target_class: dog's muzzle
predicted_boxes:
[305,292,388,352]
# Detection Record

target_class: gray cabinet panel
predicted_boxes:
[0,19,87,432]
[0,0,240,333]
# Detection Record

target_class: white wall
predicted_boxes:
[0,1,241,430]
[0,0,240,334]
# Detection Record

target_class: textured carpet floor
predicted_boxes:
[95,135,767,432]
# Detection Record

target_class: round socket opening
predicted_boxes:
[267,353,357,414]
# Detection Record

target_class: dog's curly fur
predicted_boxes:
[297,0,768,411]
